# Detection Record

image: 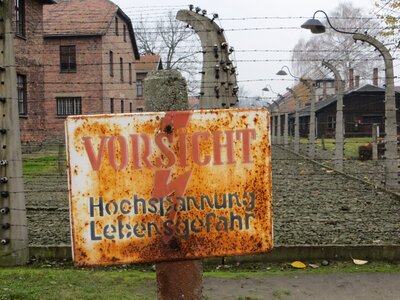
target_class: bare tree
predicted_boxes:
[292,2,383,83]
[134,12,202,95]
[375,0,400,48]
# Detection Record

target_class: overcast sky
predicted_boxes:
[113,0,382,101]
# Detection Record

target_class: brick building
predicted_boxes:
[42,0,140,143]
[134,53,163,111]
[13,0,55,145]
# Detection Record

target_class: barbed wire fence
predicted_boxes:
[2,3,400,263]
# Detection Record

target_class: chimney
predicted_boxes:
[349,68,354,89]
[355,75,360,88]
[373,68,379,86]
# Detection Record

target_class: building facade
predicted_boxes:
[13,0,55,145]
[42,0,140,143]
[134,54,163,111]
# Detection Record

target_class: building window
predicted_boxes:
[129,63,132,85]
[15,0,25,37]
[110,98,114,113]
[123,25,127,42]
[136,107,144,112]
[129,102,132,112]
[56,97,81,116]
[136,79,143,97]
[121,100,124,113]
[327,116,336,130]
[115,17,119,35]
[120,57,124,81]
[109,51,114,77]
[17,74,27,115]
[60,45,76,72]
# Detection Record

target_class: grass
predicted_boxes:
[0,267,156,300]
[22,146,66,176]
[0,261,399,299]
[23,155,63,176]
[300,137,373,159]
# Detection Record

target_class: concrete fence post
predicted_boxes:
[284,113,289,147]
[144,70,203,300]
[353,33,398,189]
[301,79,316,159]
[287,88,300,153]
[322,61,344,172]
[0,0,29,266]
[277,113,281,145]
[372,123,378,161]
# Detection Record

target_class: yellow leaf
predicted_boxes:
[352,258,368,265]
[291,261,306,269]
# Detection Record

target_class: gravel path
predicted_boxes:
[25,146,400,246]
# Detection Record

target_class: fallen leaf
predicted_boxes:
[291,261,306,269]
[309,264,320,269]
[352,258,368,265]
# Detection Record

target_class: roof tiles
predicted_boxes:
[43,0,117,36]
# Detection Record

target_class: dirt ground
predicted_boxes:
[203,272,400,300]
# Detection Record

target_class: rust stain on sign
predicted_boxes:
[65,108,273,266]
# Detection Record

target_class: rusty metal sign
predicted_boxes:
[65,108,273,266]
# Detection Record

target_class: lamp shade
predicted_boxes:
[276,70,288,76]
[301,18,326,34]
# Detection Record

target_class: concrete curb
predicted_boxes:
[29,245,400,263]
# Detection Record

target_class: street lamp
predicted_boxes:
[302,10,398,189]
[322,60,344,172]
[277,66,316,159]
[262,84,278,94]
[276,66,300,78]
[301,10,355,34]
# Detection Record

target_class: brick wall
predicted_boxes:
[43,36,103,142]
[14,0,47,144]
[101,13,138,114]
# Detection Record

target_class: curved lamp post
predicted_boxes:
[287,87,301,153]
[262,84,279,94]
[263,85,283,145]
[322,60,344,172]
[302,10,398,189]
[277,66,316,159]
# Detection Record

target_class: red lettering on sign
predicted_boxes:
[192,132,211,166]
[213,131,235,165]
[236,129,256,163]
[82,136,108,171]
[108,135,128,171]
[155,133,176,168]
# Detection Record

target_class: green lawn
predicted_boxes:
[300,137,373,159]
[1,262,399,299]
[0,267,156,300]
[22,146,66,176]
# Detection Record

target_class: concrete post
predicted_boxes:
[176,10,238,109]
[353,33,398,189]
[301,79,316,159]
[372,123,378,161]
[144,70,203,300]
[287,88,300,153]
[277,112,282,145]
[0,0,29,266]
[284,113,289,147]
[270,110,276,144]
[322,61,344,172]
